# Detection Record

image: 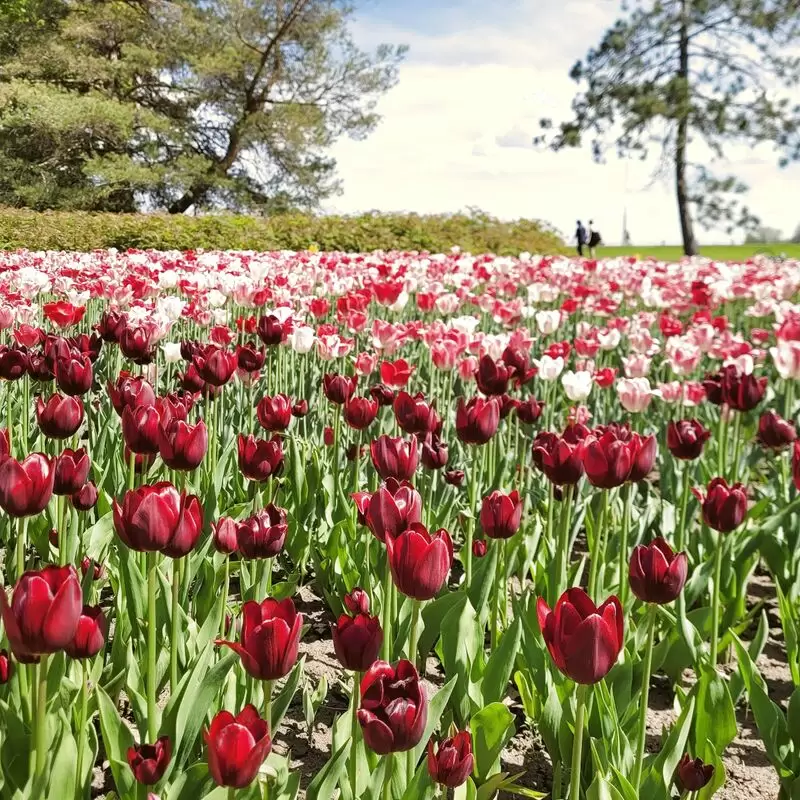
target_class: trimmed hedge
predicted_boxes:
[0,207,565,254]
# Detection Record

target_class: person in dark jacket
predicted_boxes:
[575,220,587,256]
[588,220,602,257]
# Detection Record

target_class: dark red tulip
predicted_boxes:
[583,428,633,489]
[324,427,334,446]
[420,433,448,470]
[793,441,800,491]
[236,344,265,373]
[370,435,419,481]
[127,737,171,785]
[0,650,13,684]
[257,315,285,347]
[122,405,163,455]
[65,605,107,659]
[667,419,711,460]
[66,333,103,363]
[455,396,500,445]
[177,363,207,394]
[333,607,383,672]
[0,345,28,381]
[502,346,537,386]
[532,431,585,486]
[237,434,284,482]
[692,477,747,533]
[96,310,127,343]
[108,374,157,417]
[113,482,203,556]
[53,448,91,496]
[217,597,302,680]
[119,325,155,365]
[257,394,292,432]
[323,373,357,405]
[344,587,370,614]
[499,394,520,419]
[537,588,624,684]
[757,410,796,450]
[0,565,82,658]
[72,480,99,511]
[721,365,767,412]
[701,371,724,405]
[393,391,440,435]
[291,400,309,418]
[475,354,510,396]
[36,393,84,439]
[180,340,201,362]
[55,352,93,396]
[80,557,105,581]
[386,523,453,600]
[159,419,207,471]
[358,660,427,754]
[205,705,272,789]
[156,393,190,424]
[480,490,522,539]
[193,346,237,387]
[125,447,155,476]
[676,754,714,791]
[351,491,372,525]
[627,432,658,482]
[0,453,55,517]
[428,731,473,788]
[27,353,55,382]
[237,505,288,559]
[444,469,464,487]
[365,479,422,542]
[212,517,240,554]
[370,383,395,407]
[0,428,9,462]
[344,396,380,430]
[629,538,688,604]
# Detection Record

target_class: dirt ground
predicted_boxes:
[275,583,787,800]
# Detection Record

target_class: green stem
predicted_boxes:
[709,533,724,668]
[147,551,159,742]
[75,662,89,798]
[264,679,274,732]
[552,761,563,800]
[632,605,658,789]
[220,557,230,638]
[717,409,727,478]
[465,451,480,588]
[332,405,342,505]
[35,654,50,787]
[618,485,632,606]
[408,599,421,665]
[675,461,694,648]
[170,559,180,694]
[491,539,501,649]
[588,491,608,601]
[16,516,28,581]
[730,411,742,483]
[552,485,575,605]
[568,683,588,800]
[128,448,136,492]
[382,752,394,800]
[381,557,393,661]
[349,673,361,799]
[228,787,236,800]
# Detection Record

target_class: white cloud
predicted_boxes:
[327,1,800,246]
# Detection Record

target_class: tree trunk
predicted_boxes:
[168,184,208,214]
[676,0,697,256]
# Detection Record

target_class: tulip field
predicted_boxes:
[2,249,800,800]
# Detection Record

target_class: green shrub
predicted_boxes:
[0,207,565,254]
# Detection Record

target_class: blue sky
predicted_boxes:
[326,0,800,245]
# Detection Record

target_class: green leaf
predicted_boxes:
[468,544,498,626]
[412,676,457,765]
[440,594,481,724]
[305,741,352,800]
[586,773,625,800]
[271,657,305,732]
[692,665,737,755]
[696,738,726,800]
[96,685,136,799]
[420,590,465,658]
[641,695,695,800]
[400,762,436,800]
[482,615,522,705]
[470,702,516,783]
[46,713,77,800]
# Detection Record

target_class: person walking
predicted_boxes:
[575,220,587,257]
[588,220,602,258]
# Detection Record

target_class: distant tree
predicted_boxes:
[0,0,405,213]
[744,225,783,243]
[537,0,800,256]
[792,222,800,244]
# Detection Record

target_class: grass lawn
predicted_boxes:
[591,243,800,261]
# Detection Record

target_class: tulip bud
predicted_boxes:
[667,419,711,460]
[54,448,91,496]
[370,435,419,481]
[480,490,522,539]
[122,405,163,455]
[127,737,171,785]
[472,539,487,558]
[323,373,357,405]
[369,383,395,407]
[386,523,453,601]
[237,505,288,559]
[80,557,105,582]
[427,731,474,788]
[537,588,623,684]
[257,315,284,346]
[159,419,208,471]
[629,538,688,604]
[72,480,99,511]
[119,325,155,365]
[36,393,84,439]
[380,359,414,389]
[676,754,714,791]
[0,649,13,684]
[0,345,28,381]
[344,396,379,430]
[721,365,767,412]
[213,517,239,554]
[344,588,370,614]
[358,660,427,754]
[55,352,93,396]
[692,477,747,533]
[455,397,500,445]
[757,410,796,450]
[291,400,309,418]
[65,605,107,659]
[393,392,440,435]
[237,434,284,482]
[516,397,544,425]
[475,355,510,396]
[96,310,126,343]
[444,469,465,487]
[257,395,293,432]
[205,706,272,788]
[323,427,334,446]
[420,434,448,470]
[217,597,302,681]
[333,611,383,672]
